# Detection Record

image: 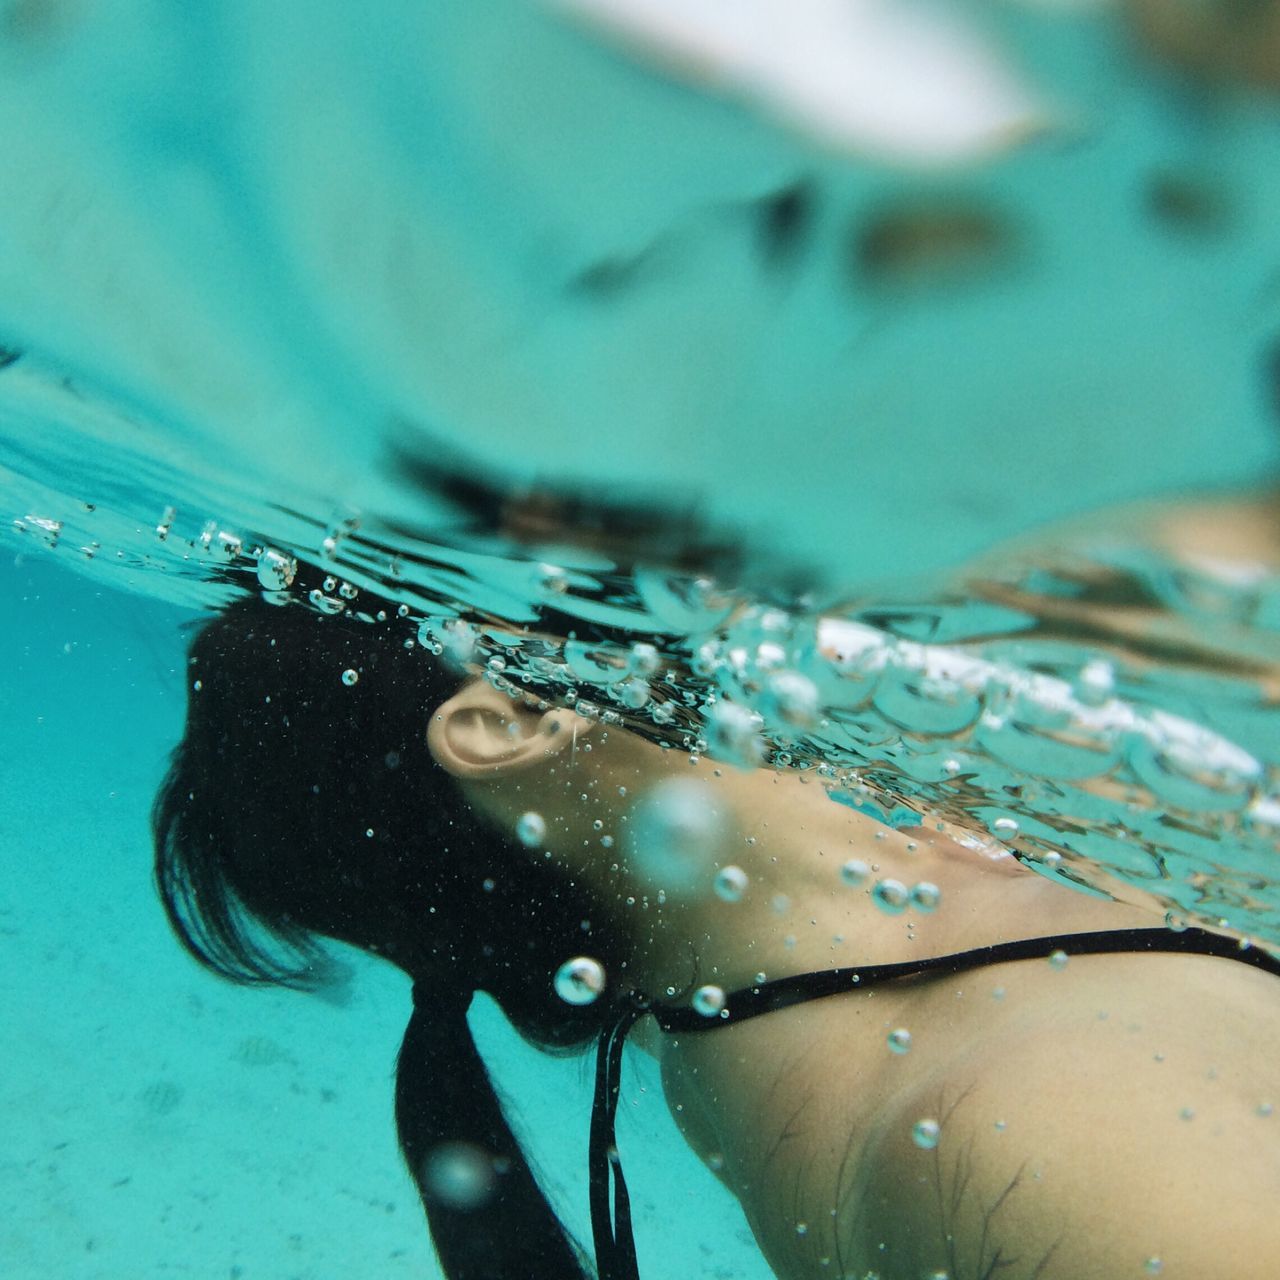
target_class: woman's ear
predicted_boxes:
[427,679,597,780]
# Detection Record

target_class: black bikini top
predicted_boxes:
[589,924,1280,1280]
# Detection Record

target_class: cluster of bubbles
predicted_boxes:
[8,481,1280,950]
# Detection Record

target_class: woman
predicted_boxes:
[154,590,1280,1280]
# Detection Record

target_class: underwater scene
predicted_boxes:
[3,2,1280,1278]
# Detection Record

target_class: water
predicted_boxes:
[2,3,1279,1278]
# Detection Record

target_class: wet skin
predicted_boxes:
[428,677,1280,1279]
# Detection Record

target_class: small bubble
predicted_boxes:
[887,1027,912,1055]
[993,817,1020,837]
[840,858,871,887]
[256,548,297,590]
[1258,1102,1274,1117]
[910,882,942,912]
[618,678,651,709]
[601,835,614,848]
[487,656,507,673]
[714,865,749,902]
[1179,1106,1195,1121]
[943,758,961,775]
[1048,949,1069,970]
[421,1142,497,1211]
[1164,911,1188,933]
[553,956,607,1005]
[1144,1257,1163,1276]
[341,668,359,687]
[629,642,661,676]
[592,819,604,831]
[482,878,496,892]
[912,1118,941,1150]
[1041,851,1063,870]
[516,812,547,848]
[692,985,726,1017]
[872,878,909,915]
[794,1222,808,1237]
[771,893,791,915]
[765,670,820,729]
[754,972,768,985]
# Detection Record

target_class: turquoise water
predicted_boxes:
[2,3,1280,1277]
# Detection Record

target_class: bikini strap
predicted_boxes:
[654,925,1280,1034]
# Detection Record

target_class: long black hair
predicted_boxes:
[153,590,629,1278]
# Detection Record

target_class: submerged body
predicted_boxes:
[436,681,1280,1280]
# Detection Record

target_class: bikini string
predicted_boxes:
[591,999,645,1280]
[654,925,1280,1035]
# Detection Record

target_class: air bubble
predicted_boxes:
[1144,1257,1163,1275]
[912,1118,941,1150]
[692,985,726,1017]
[259,547,299,591]
[554,956,606,1005]
[706,701,765,770]
[619,678,651,709]
[341,668,359,687]
[714,865,749,902]
[993,817,1020,837]
[872,878,910,915]
[887,1027,912,1054]
[765,670,820,729]
[629,642,661,676]
[910,882,942,912]
[422,1142,497,1211]
[840,858,871,887]
[625,778,723,890]
[1048,949,1069,970]
[516,812,547,848]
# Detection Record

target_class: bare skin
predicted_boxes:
[428,679,1280,1280]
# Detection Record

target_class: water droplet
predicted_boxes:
[887,1027,912,1055]
[516,812,547,848]
[692,985,726,1017]
[714,865,749,902]
[1048,949,1069,970]
[421,1142,497,1210]
[554,956,607,1005]
[872,878,910,915]
[840,858,871,887]
[341,668,359,687]
[912,1118,940,1150]
[910,882,942,912]
[253,548,297,591]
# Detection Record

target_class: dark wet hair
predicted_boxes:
[153,592,629,1279]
